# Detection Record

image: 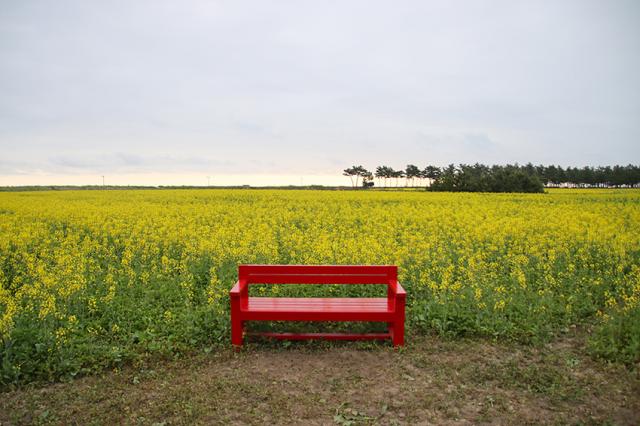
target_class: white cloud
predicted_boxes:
[0,0,638,185]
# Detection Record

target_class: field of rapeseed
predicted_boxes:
[0,189,639,385]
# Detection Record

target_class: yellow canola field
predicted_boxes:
[0,189,638,382]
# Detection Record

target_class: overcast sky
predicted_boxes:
[1,0,639,185]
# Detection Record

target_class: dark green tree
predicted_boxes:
[405,164,421,187]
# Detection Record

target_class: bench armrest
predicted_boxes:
[230,281,241,298]
[388,280,406,300]
[230,280,247,298]
[395,281,406,300]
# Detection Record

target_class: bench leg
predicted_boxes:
[230,296,244,348]
[392,319,405,347]
[231,318,244,348]
[392,297,406,347]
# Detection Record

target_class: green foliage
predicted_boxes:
[589,306,640,366]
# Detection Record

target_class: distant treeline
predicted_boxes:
[343,164,640,193]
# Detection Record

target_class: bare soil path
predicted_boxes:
[1,332,638,425]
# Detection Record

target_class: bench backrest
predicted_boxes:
[239,264,397,285]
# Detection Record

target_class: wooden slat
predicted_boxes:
[248,298,389,305]
[248,332,391,341]
[239,264,397,279]
[247,297,389,310]
[247,298,387,303]
[241,297,394,321]
[245,273,390,284]
[243,311,394,321]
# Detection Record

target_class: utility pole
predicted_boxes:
[102,176,105,187]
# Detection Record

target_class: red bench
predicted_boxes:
[229,265,406,347]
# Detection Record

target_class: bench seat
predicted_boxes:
[243,297,394,321]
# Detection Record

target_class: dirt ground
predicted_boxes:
[1,332,639,425]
